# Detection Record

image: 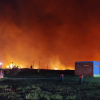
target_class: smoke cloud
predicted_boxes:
[0,0,100,69]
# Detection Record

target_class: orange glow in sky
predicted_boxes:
[0,0,100,69]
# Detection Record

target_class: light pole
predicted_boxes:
[0,63,2,68]
[38,61,40,73]
[39,61,40,69]
[32,61,34,69]
[47,61,49,70]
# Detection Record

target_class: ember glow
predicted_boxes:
[54,68,58,70]
[6,63,22,69]
[0,0,100,70]
[6,61,23,69]
[34,67,38,69]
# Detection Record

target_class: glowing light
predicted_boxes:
[19,67,22,69]
[67,68,74,70]
[20,65,23,69]
[0,63,2,65]
[7,66,9,68]
[10,64,13,69]
[62,68,65,70]
[34,67,37,69]
[6,63,23,69]
[70,68,74,70]
[54,68,58,70]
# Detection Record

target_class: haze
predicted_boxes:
[0,0,100,70]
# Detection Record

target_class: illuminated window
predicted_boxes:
[95,65,99,67]
[83,65,89,67]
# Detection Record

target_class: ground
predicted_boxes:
[0,70,100,100]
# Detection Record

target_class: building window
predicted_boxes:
[83,65,89,67]
[95,65,99,67]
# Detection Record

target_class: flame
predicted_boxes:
[1,0,100,70]
[7,65,9,68]
[34,67,37,69]
[19,67,22,69]
[54,68,58,70]
[6,63,23,69]
[4,57,75,70]
[67,67,75,70]
[9,64,13,69]
[62,68,65,70]
[49,57,68,70]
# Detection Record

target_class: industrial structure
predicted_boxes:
[75,61,100,77]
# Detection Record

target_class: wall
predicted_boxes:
[93,61,100,77]
[75,61,93,76]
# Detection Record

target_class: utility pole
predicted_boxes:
[39,61,40,69]
[47,61,49,70]
[12,62,13,68]
[38,61,40,73]
[33,61,34,69]
[0,63,2,68]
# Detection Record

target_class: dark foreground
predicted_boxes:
[0,70,100,100]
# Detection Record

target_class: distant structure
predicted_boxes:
[30,65,32,69]
[12,62,13,67]
[32,61,34,69]
[39,61,40,69]
[75,61,100,77]
[47,61,49,70]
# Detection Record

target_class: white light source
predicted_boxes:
[54,68,58,70]
[34,67,37,69]
[7,66,9,68]
[0,63,2,65]
[10,64,13,69]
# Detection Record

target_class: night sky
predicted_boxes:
[0,0,100,69]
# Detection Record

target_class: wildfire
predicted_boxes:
[54,68,58,70]
[62,68,65,70]
[6,62,22,69]
[34,67,38,69]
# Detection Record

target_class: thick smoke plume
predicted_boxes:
[0,0,100,69]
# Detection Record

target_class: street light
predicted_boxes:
[0,63,2,68]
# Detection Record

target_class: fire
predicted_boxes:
[67,68,74,70]
[34,67,38,69]
[6,63,23,69]
[62,68,65,70]
[7,65,9,68]
[54,68,58,70]
[10,64,13,69]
